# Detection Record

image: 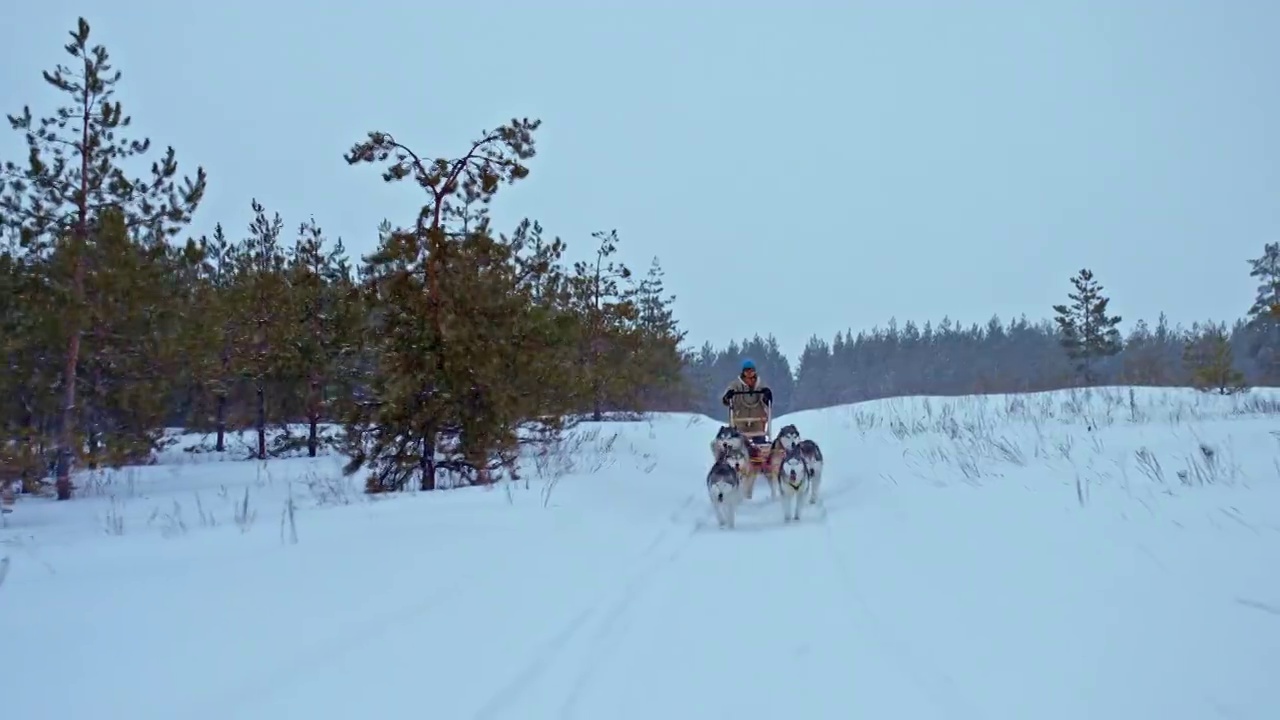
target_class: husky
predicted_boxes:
[773,424,802,451]
[713,425,774,501]
[711,425,748,458]
[796,439,824,505]
[775,446,811,522]
[706,446,748,529]
[763,423,804,498]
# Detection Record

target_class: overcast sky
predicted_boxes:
[3,0,1277,361]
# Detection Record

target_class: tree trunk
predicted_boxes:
[215,392,227,453]
[255,382,267,459]
[419,429,436,492]
[215,345,231,452]
[56,257,85,501]
[86,359,102,470]
[307,375,320,457]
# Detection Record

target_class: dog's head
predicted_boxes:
[713,425,746,450]
[715,445,749,475]
[775,424,801,450]
[778,448,807,485]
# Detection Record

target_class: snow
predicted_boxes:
[3,386,1279,719]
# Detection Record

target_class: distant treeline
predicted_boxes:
[681,306,1273,420]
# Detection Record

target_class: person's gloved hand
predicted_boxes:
[721,389,736,406]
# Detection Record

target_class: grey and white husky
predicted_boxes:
[770,425,824,506]
[796,439,824,505]
[706,445,749,529]
[711,425,748,458]
[775,446,812,522]
[773,424,802,451]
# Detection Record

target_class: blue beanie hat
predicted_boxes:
[741,358,756,371]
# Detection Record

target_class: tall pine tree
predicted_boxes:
[229,200,291,460]
[1051,268,1122,385]
[567,229,638,420]
[0,18,206,498]
[284,219,360,457]
[632,257,688,411]
[341,119,541,491]
[1243,242,1280,382]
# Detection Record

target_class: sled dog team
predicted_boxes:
[705,423,824,530]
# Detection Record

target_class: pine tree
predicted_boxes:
[1243,242,1280,382]
[182,223,238,451]
[1051,268,1122,384]
[1183,322,1247,395]
[341,119,540,492]
[636,257,677,336]
[284,219,359,457]
[0,18,206,498]
[499,218,579,431]
[567,229,638,420]
[0,238,59,495]
[437,220,579,483]
[1246,242,1280,319]
[75,208,183,467]
[228,200,291,459]
[632,257,688,411]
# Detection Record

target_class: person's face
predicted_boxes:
[742,368,757,385]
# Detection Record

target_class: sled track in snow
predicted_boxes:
[816,506,986,720]
[199,569,468,719]
[471,492,703,720]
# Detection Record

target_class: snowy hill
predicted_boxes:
[2,386,1278,719]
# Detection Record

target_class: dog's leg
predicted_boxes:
[725,497,736,529]
[793,482,805,521]
[780,488,793,523]
[742,470,755,501]
[709,489,725,527]
[808,466,822,505]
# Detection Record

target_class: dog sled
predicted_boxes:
[728,389,772,473]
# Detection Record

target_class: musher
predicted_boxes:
[721,359,773,441]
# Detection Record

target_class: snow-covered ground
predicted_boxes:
[2,386,1279,719]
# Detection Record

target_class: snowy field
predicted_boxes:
[2,386,1279,719]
